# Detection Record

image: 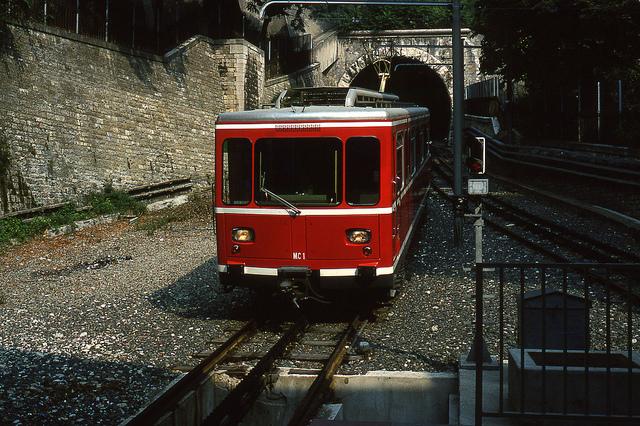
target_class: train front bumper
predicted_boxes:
[217,264,394,290]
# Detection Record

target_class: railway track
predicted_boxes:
[1,178,193,221]
[431,140,640,232]
[431,158,639,302]
[126,312,368,425]
[435,158,640,263]
[465,128,640,189]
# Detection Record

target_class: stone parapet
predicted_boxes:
[0,24,263,213]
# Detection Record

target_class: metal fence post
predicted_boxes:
[105,0,109,42]
[475,264,484,425]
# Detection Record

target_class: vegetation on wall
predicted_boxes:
[0,133,9,178]
[0,186,145,250]
[249,0,474,33]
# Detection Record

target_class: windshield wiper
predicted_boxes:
[260,186,301,217]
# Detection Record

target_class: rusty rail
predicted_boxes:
[125,320,257,425]
[287,315,367,426]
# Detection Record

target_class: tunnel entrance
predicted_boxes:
[350,57,451,141]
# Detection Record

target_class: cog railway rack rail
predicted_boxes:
[126,313,367,425]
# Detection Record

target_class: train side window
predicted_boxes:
[411,129,417,175]
[403,130,411,182]
[346,137,380,206]
[222,138,252,205]
[395,131,404,194]
[417,128,424,165]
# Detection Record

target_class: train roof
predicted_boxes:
[217,87,429,125]
[216,105,430,124]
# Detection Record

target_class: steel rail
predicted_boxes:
[481,196,640,263]
[287,315,367,426]
[486,145,640,188]
[433,141,640,232]
[126,320,258,425]
[435,158,640,263]
[464,129,640,188]
[431,178,640,303]
[203,317,308,426]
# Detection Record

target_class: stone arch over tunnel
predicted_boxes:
[343,53,452,140]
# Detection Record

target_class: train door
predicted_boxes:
[220,138,293,260]
[393,131,404,257]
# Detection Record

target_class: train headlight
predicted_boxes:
[232,228,254,242]
[346,229,371,244]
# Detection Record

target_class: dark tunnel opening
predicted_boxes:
[350,57,452,141]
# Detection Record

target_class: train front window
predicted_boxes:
[346,137,380,206]
[222,139,252,205]
[255,138,342,206]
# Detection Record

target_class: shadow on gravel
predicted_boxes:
[147,257,258,321]
[364,339,456,371]
[148,258,389,324]
[0,346,173,424]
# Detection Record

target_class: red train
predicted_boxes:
[214,87,431,299]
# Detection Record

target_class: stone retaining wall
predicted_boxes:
[0,23,264,214]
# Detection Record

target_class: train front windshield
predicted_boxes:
[221,137,381,207]
[255,138,342,206]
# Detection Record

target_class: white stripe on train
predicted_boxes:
[216,185,429,278]
[215,116,429,131]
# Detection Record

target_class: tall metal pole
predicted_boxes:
[596,80,601,143]
[617,80,623,114]
[577,85,582,143]
[617,79,623,134]
[259,1,463,245]
[452,0,464,246]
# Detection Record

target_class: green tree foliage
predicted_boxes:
[471,0,640,89]
[312,4,455,32]
[251,1,474,33]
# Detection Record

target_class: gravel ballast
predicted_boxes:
[0,217,253,424]
[1,190,638,424]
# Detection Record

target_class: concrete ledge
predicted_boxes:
[213,368,458,425]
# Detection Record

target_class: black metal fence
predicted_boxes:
[5,1,313,78]
[5,0,249,55]
[474,263,640,425]
[465,77,638,148]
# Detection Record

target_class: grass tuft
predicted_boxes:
[86,189,146,216]
[0,189,146,250]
